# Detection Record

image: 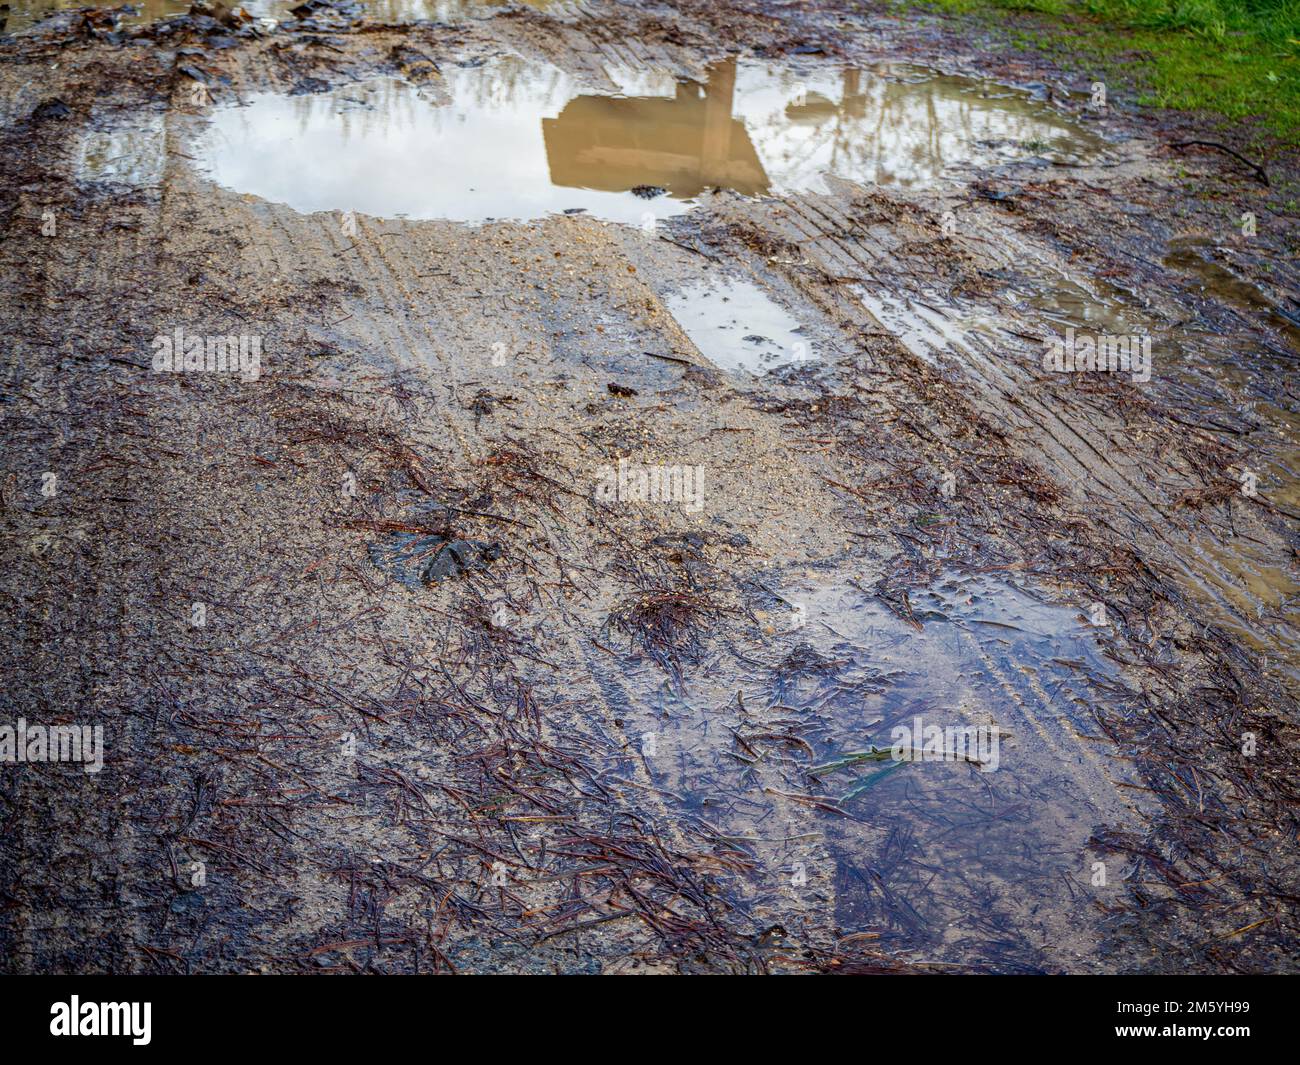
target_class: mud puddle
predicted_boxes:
[1149,245,1299,674]
[6,0,191,29]
[1028,257,1298,491]
[74,111,166,188]
[192,63,700,225]
[591,564,1142,968]
[189,54,1102,224]
[665,275,813,375]
[729,61,1103,190]
[856,288,980,364]
[3,0,533,32]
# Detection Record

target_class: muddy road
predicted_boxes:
[1,0,1297,974]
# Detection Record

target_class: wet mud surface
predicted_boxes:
[1,0,1298,973]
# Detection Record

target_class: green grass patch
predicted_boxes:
[907,0,1300,136]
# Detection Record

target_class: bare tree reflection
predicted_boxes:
[544,58,1098,198]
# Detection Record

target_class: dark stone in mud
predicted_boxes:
[290,77,331,96]
[368,528,502,587]
[390,45,440,83]
[465,389,516,419]
[631,185,666,200]
[32,99,72,122]
[189,0,251,26]
[683,363,723,388]
[973,181,1022,207]
[422,539,502,583]
[289,0,362,18]
[169,891,205,914]
[651,532,705,550]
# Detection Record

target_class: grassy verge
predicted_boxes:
[905,0,1300,139]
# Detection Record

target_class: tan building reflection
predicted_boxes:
[542,61,769,199]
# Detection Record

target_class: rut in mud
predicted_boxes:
[1,0,1297,973]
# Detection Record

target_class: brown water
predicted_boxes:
[6,0,188,27]
[1029,248,1300,509]
[855,254,1299,685]
[189,56,1103,224]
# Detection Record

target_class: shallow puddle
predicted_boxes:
[1027,279,1136,338]
[4,0,535,31]
[665,276,812,375]
[1163,237,1300,355]
[589,564,1141,969]
[6,0,188,28]
[194,66,702,225]
[1028,246,1299,508]
[190,55,1101,224]
[1157,243,1300,675]
[856,288,980,364]
[731,61,1102,190]
[74,112,166,188]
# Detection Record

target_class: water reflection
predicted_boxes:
[193,55,1100,223]
[75,113,166,186]
[665,275,811,375]
[5,0,188,27]
[196,62,696,224]
[3,0,541,31]
[592,563,1140,970]
[543,62,768,200]
[731,62,1100,190]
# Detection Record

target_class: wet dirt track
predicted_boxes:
[1,0,1298,973]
